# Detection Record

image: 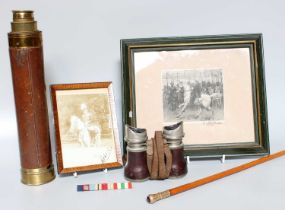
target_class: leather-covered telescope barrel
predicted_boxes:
[8,11,55,185]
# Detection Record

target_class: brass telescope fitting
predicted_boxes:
[21,165,55,186]
[11,10,38,32]
[9,10,42,48]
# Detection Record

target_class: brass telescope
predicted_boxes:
[8,11,55,185]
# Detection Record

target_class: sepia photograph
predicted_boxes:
[51,82,122,174]
[162,69,224,122]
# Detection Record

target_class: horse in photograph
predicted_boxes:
[69,115,101,147]
[194,92,223,120]
[176,83,223,120]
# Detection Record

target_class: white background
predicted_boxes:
[0,1,285,210]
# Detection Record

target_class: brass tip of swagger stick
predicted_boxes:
[11,10,37,32]
[147,190,171,204]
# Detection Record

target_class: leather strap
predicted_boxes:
[164,141,172,177]
[147,131,172,180]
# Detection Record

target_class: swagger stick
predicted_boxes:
[147,150,285,204]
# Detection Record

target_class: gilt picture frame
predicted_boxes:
[121,34,270,158]
[51,82,122,174]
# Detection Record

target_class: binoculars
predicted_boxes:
[124,122,188,181]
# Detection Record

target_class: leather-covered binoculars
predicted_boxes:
[163,122,188,178]
[124,125,150,181]
[124,122,187,181]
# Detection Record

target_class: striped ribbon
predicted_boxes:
[77,182,132,192]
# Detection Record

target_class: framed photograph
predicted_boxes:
[121,34,269,158]
[51,82,123,174]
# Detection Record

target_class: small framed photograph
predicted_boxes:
[51,82,122,174]
[121,34,270,158]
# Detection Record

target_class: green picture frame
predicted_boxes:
[121,34,269,159]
